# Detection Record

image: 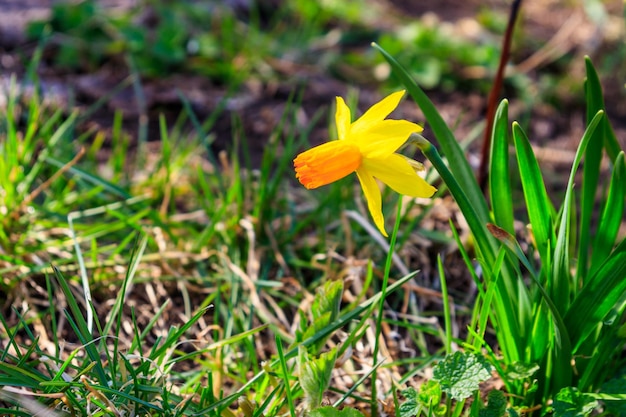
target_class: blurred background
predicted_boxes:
[0,0,624,164]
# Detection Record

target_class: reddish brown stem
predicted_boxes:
[478,0,523,190]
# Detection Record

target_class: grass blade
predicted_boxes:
[565,237,626,349]
[373,42,490,224]
[551,111,603,311]
[590,152,626,275]
[45,157,132,199]
[414,136,529,363]
[584,57,622,161]
[577,57,621,281]
[52,266,108,386]
[489,100,514,234]
[512,122,555,280]
[200,271,418,412]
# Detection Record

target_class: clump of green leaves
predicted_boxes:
[299,346,338,410]
[477,390,508,417]
[295,280,342,410]
[374,20,501,91]
[0,77,94,290]
[398,352,496,417]
[27,0,265,81]
[296,280,343,355]
[399,382,445,417]
[376,44,626,414]
[550,388,598,417]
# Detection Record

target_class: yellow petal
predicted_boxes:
[357,119,423,158]
[356,169,387,237]
[294,140,362,189]
[335,96,351,140]
[350,90,406,136]
[362,154,437,197]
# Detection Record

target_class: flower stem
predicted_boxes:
[371,195,403,416]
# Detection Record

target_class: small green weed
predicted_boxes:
[375,20,501,92]
[27,0,271,82]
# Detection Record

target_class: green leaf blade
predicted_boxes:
[565,237,626,348]
[584,57,622,161]
[373,42,490,225]
[511,122,555,279]
[589,152,626,274]
[551,111,603,311]
[489,99,514,235]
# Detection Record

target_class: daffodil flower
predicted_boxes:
[294,90,436,236]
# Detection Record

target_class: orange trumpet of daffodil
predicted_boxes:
[294,90,436,236]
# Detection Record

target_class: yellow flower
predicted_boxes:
[294,90,436,236]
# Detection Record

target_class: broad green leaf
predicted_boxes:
[298,279,343,354]
[512,122,555,280]
[489,100,514,234]
[504,362,540,380]
[399,381,443,417]
[312,280,343,321]
[552,387,598,417]
[433,351,493,401]
[373,42,490,224]
[589,152,625,275]
[399,387,421,417]
[479,390,507,417]
[298,346,337,409]
[418,380,443,409]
